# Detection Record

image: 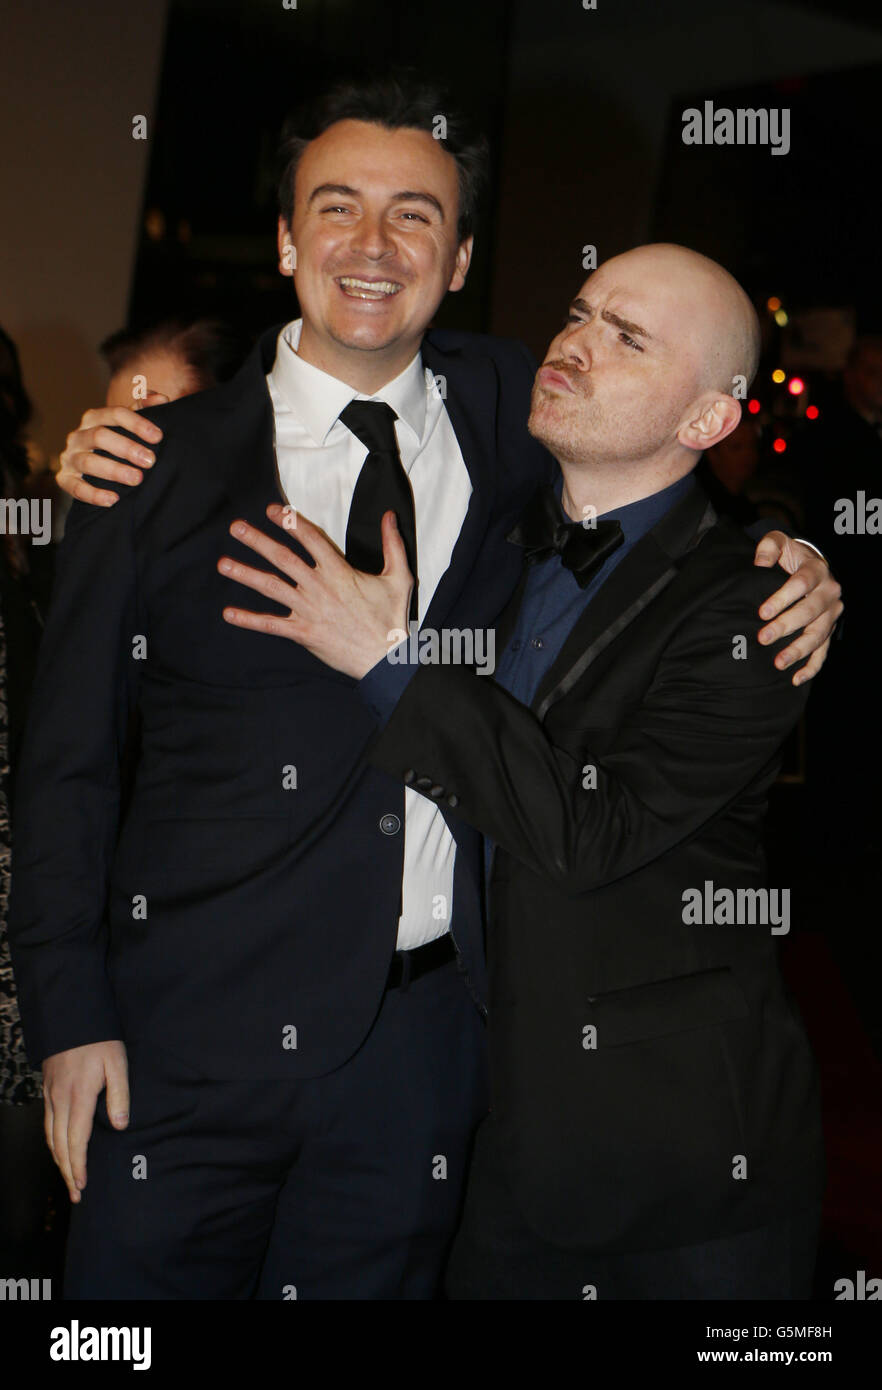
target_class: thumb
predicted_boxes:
[105,1051,130,1129]
[380,510,413,580]
[752,531,781,568]
[133,391,170,412]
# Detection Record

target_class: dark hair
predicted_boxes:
[99,317,246,388]
[0,323,33,482]
[276,75,489,243]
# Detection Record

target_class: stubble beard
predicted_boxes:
[527,383,603,467]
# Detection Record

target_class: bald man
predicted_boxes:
[224,245,827,1299]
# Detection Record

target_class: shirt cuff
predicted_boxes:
[747,519,828,565]
[791,536,828,563]
[358,644,420,724]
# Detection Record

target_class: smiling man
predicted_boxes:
[10,80,839,1302]
[220,245,828,1299]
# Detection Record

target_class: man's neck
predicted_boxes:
[296,321,421,396]
[559,456,694,521]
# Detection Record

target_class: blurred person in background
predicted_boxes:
[54,318,248,534]
[789,333,882,1056]
[701,416,803,532]
[0,324,60,1274]
[101,316,247,410]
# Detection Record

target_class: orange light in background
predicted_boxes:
[767,296,782,312]
[144,208,166,241]
[772,438,787,454]
[788,377,806,396]
[772,369,786,384]
[806,405,820,420]
[747,399,761,415]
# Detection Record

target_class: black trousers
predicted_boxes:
[446,1114,820,1300]
[64,957,487,1300]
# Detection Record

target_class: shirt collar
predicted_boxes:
[268,318,428,446]
[554,471,696,546]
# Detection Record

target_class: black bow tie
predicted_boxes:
[507,485,625,588]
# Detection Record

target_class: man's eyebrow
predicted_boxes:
[569,297,656,343]
[391,190,445,218]
[307,183,444,218]
[307,183,360,206]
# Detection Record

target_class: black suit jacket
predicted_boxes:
[370,485,825,1252]
[8,325,549,1078]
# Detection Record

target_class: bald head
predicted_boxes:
[528,242,762,514]
[604,244,761,392]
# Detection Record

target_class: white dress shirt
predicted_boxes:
[266,320,472,950]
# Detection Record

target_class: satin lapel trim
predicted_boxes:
[533,494,717,722]
[419,339,499,631]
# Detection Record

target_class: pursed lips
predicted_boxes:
[538,366,576,394]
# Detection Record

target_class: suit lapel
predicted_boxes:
[217,324,285,519]
[532,486,717,721]
[419,336,499,631]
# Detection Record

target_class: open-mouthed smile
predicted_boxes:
[335,276,404,300]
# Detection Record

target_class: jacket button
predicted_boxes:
[447,795,459,808]
[379,813,401,835]
[403,769,416,785]
[429,784,444,799]
[415,776,433,791]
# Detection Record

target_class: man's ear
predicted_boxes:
[277,217,296,278]
[677,394,741,453]
[448,236,474,293]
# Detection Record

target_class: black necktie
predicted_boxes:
[340,400,418,620]
[507,485,624,588]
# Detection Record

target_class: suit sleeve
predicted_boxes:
[368,567,808,894]
[8,491,142,1063]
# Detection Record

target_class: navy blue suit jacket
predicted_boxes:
[9,325,550,1078]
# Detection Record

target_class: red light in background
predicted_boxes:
[773,438,787,454]
[747,399,761,415]
[806,405,819,420]
[787,377,805,396]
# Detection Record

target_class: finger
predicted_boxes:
[217,555,300,608]
[757,571,813,626]
[80,406,162,442]
[771,599,842,668]
[68,1089,97,1192]
[774,625,831,675]
[56,472,120,507]
[759,583,840,645]
[229,519,315,582]
[105,1054,130,1130]
[752,531,785,568]
[792,636,832,686]
[89,425,156,469]
[222,605,310,642]
[134,392,169,410]
[265,505,343,567]
[379,510,412,578]
[71,452,146,488]
[43,1088,55,1159]
[51,1094,79,1202]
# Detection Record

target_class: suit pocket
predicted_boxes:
[584,966,749,1048]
